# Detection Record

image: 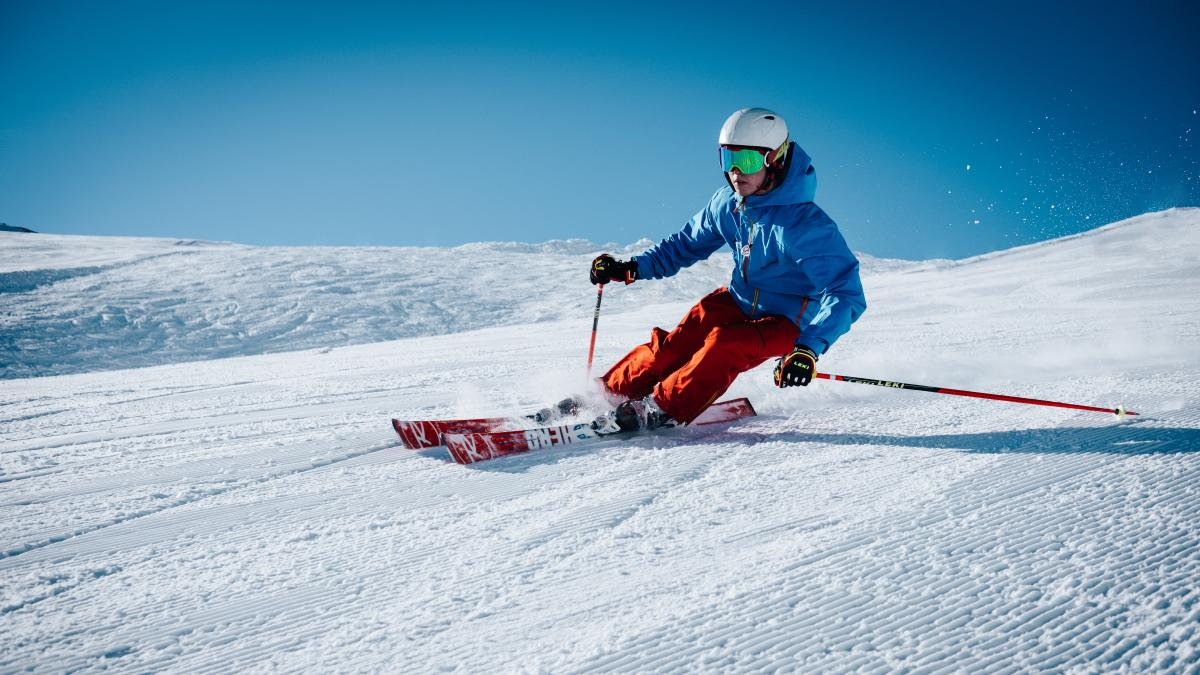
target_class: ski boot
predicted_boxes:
[591,396,677,435]
[533,396,582,425]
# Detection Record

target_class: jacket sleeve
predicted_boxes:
[632,198,727,280]
[793,229,868,356]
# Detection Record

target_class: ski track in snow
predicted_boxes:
[1,208,1199,672]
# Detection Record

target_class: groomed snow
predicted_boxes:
[1,208,1198,672]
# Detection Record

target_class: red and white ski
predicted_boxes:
[391,415,527,450]
[443,398,756,465]
[391,399,580,449]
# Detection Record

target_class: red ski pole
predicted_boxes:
[815,372,1136,418]
[586,284,604,378]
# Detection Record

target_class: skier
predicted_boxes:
[589,107,867,433]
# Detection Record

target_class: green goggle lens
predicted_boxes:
[719,146,767,174]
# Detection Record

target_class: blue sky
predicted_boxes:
[2,1,1197,259]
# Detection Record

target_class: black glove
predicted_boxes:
[590,254,638,285]
[774,345,817,387]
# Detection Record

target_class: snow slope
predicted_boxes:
[1,208,1198,672]
[0,232,910,380]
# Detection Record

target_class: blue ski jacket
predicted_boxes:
[632,143,867,356]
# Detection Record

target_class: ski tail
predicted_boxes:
[694,397,755,424]
[445,397,756,465]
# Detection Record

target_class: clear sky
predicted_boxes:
[2,1,1197,259]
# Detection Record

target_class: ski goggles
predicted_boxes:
[719,146,770,174]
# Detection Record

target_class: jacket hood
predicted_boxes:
[735,141,817,207]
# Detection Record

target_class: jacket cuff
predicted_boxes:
[797,338,828,356]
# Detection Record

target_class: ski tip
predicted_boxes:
[391,418,417,449]
[444,431,507,465]
[443,433,470,464]
[392,419,445,450]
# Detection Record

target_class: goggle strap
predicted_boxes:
[772,140,789,165]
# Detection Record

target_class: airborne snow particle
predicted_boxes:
[966,164,972,171]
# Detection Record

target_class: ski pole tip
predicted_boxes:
[1115,405,1137,419]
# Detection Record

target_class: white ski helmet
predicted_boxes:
[719,107,788,150]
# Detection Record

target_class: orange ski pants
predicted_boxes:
[602,287,799,423]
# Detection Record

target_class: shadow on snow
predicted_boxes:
[761,423,1200,456]
[450,419,1200,474]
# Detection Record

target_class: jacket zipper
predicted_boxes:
[739,202,760,317]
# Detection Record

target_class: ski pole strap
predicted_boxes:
[816,372,1137,417]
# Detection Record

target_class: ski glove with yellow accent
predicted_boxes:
[590,254,638,285]
[774,345,818,387]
